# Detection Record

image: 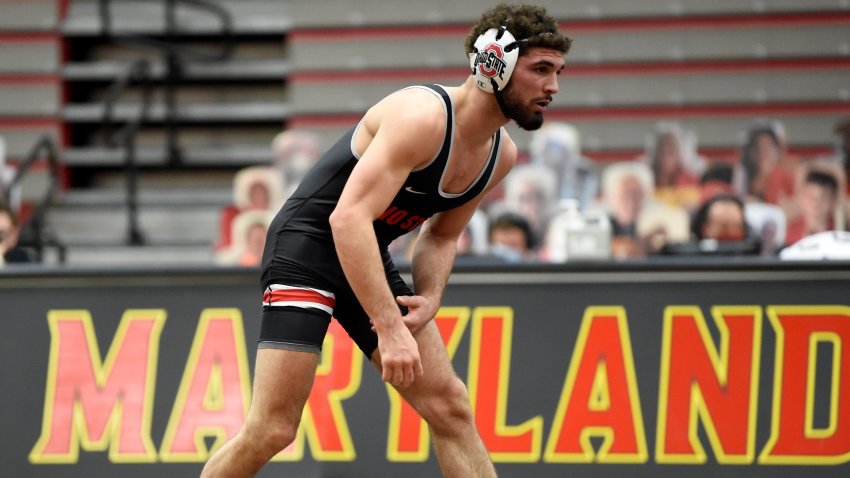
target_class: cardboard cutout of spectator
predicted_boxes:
[641,122,704,211]
[271,130,321,197]
[216,166,285,251]
[528,122,598,209]
[0,201,33,265]
[215,209,274,266]
[785,163,845,246]
[497,164,557,241]
[739,119,798,214]
[834,116,850,196]
[488,211,536,262]
[600,162,653,258]
[661,194,760,256]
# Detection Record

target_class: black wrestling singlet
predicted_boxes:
[260,84,502,288]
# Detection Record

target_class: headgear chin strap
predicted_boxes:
[469,26,525,94]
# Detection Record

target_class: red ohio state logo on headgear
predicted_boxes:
[475,42,508,80]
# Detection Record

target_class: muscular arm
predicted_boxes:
[402,134,519,331]
[329,137,412,329]
[408,204,476,313]
[410,221,457,308]
[328,91,445,386]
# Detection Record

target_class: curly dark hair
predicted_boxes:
[691,194,747,241]
[489,211,536,250]
[465,3,572,57]
[805,170,838,195]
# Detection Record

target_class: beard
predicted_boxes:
[498,84,546,131]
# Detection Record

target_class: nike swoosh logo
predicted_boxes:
[405,186,427,195]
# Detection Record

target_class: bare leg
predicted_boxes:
[201,348,319,477]
[371,321,497,478]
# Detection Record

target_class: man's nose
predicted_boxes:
[544,73,560,95]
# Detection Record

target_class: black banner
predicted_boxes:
[2,263,849,477]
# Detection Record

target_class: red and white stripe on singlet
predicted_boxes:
[262,284,336,314]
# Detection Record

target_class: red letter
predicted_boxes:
[759,306,850,465]
[379,206,398,221]
[544,307,647,463]
[160,309,251,462]
[386,210,408,225]
[386,307,470,462]
[30,309,166,464]
[656,306,762,464]
[274,320,362,461]
[468,307,543,462]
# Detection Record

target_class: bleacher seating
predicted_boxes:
[1,0,847,265]
[0,37,60,75]
[0,0,60,31]
[44,0,290,264]
[62,0,292,35]
[0,0,64,221]
[286,5,850,163]
[285,0,844,27]
[289,67,849,114]
[287,21,848,70]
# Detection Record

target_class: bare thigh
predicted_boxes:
[370,321,459,406]
[244,348,319,432]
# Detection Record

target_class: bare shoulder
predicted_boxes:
[363,87,448,159]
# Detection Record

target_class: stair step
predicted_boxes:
[88,169,237,190]
[0,1,59,31]
[47,206,222,244]
[60,188,233,208]
[63,0,291,36]
[62,102,291,123]
[64,59,290,81]
[60,244,216,266]
[62,145,274,167]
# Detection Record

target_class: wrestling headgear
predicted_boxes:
[469,26,525,93]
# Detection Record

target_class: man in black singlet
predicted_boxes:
[202,4,571,477]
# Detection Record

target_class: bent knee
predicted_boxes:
[265,422,299,452]
[243,415,300,457]
[418,377,474,431]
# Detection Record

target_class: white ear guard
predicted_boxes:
[469,26,524,93]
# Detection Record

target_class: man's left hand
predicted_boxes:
[396,295,438,335]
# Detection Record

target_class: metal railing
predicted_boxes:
[100,58,153,245]
[98,0,234,63]
[94,0,234,244]
[5,136,67,263]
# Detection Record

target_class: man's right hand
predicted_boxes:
[376,322,423,388]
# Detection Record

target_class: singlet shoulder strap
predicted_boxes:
[457,126,503,199]
[402,84,454,172]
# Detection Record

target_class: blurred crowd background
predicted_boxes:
[200,117,850,268]
[1,0,848,268]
